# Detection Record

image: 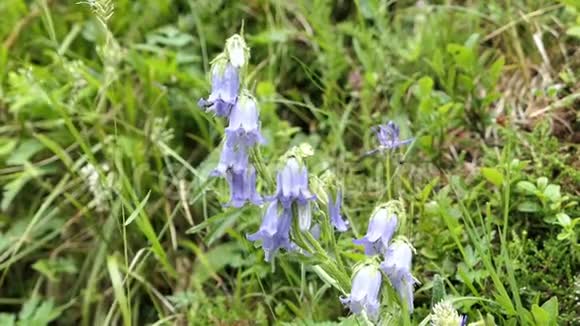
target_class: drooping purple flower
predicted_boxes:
[247,201,293,262]
[224,165,262,207]
[340,264,382,320]
[353,206,398,256]
[273,157,315,208]
[460,315,468,326]
[211,141,249,177]
[380,240,416,312]
[367,121,414,155]
[198,55,239,117]
[225,91,265,147]
[328,189,349,232]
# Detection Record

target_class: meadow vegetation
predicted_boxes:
[0,0,579,325]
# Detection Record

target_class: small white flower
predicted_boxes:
[80,163,113,212]
[431,300,466,326]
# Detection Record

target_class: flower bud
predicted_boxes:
[225,34,249,68]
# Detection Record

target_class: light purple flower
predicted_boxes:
[353,206,398,255]
[340,264,382,320]
[460,315,468,326]
[273,157,315,208]
[211,141,249,176]
[224,165,262,207]
[380,241,416,312]
[225,91,265,147]
[198,56,239,117]
[247,201,293,262]
[367,121,414,155]
[328,190,349,232]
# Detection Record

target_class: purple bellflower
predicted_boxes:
[340,264,382,320]
[225,91,265,147]
[353,206,398,256]
[367,121,414,155]
[247,201,293,262]
[380,240,416,312]
[211,140,249,177]
[328,189,349,232]
[198,54,240,117]
[271,156,316,231]
[225,165,262,207]
[274,157,315,207]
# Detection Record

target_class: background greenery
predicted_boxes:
[0,0,578,325]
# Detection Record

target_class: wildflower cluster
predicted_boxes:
[198,34,263,208]
[199,34,419,323]
[342,201,417,320]
[198,35,348,263]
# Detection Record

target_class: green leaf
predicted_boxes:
[488,56,505,86]
[6,139,44,166]
[431,274,446,306]
[34,133,73,170]
[481,167,503,186]
[556,213,571,226]
[517,181,537,194]
[541,296,558,318]
[531,304,550,325]
[107,256,131,326]
[191,242,243,285]
[206,208,245,246]
[447,43,475,71]
[416,76,434,98]
[2,173,33,211]
[536,177,548,189]
[566,26,580,38]
[518,201,541,213]
[543,184,561,202]
[0,138,17,158]
[124,190,151,226]
[33,257,78,282]
[0,314,15,326]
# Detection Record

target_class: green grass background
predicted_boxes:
[0,0,579,325]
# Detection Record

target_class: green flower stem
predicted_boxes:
[251,147,275,190]
[291,216,351,293]
[386,153,393,201]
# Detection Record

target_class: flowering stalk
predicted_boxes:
[291,216,351,292]
[386,153,393,200]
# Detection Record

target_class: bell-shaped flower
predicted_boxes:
[328,189,349,232]
[247,201,293,262]
[380,240,416,312]
[211,141,249,177]
[340,264,382,320]
[353,206,398,255]
[225,91,265,147]
[273,157,315,208]
[198,54,239,117]
[367,121,413,155]
[224,165,262,207]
